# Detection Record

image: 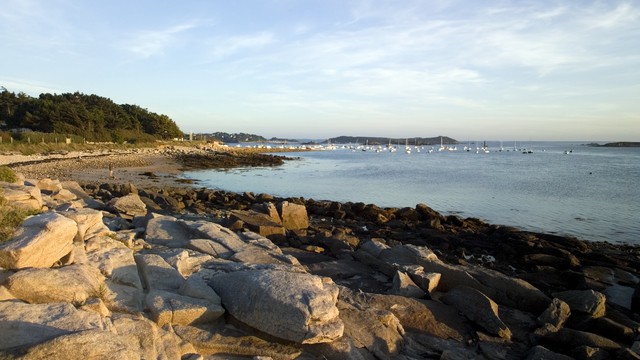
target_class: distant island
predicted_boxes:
[327,136,458,146]
[587,142,640,147]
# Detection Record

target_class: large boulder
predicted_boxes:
[5,264,105,304]
[15,329,141,360]
[229,210,285,237]
[0,182,42,211]
[209,269,344,344]
[112,314,192,360]
[135,253,184,291]
[0,212,77,269]
[441,285,512,340]
[60,208,110,242]
[277,201,310,230]
[0,301,107,350]
[146,289,225,326]
[552,289,606,319]
[109,193,147,218]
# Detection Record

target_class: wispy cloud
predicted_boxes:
[205,32,275,61]
[125,23,198,58]
[0,78,63,95]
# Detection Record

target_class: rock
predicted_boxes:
[145,215,192,248]
[604,284,635,310]
[108,193,147,218]
[526,345,574,360]
[0,182,43,211]
[339,287,470,341]
[61,180,105,209]
[16,329,140,360]
[85,235,142,290]
[229,210,285,237]
[552,289,606,318]
[0,212,77,269]
[277,201,310,230]
[60,208,110,242]
[441,285,512,340]
[146,289,225,326]
[135,253,184,291]
[112,314,191,360]
[537,298,571,328]
[0,301,107,349]
[52,188,78,202]
[537,327,622,352]
[173,325,303,359]
[6,264,105,304]
[398,265,441,294]
[36,178,63,192]
[419,256,551,313]
[389,270,426,298]
[187,238,234,258]
[338,303,405,359]
[179,276,222,304]
[79,297,111,317]
[209,269,343,344]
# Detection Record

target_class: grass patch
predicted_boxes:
[0,166,17,183]
[0,195,40,243]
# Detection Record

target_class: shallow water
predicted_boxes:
[186,142,640,244]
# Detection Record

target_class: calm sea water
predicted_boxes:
[185,141,640,245]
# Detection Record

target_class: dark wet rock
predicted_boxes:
[537,298,571,328]
[229,210,285,237]
[536,326,621,352]
[526,345,575,360]
[441,285,512,340]
[552,289,606,319]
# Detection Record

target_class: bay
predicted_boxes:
[185,141,640,245]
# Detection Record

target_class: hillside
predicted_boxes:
[327,135,458,145]
[0,87,183,142]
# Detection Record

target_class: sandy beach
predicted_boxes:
[3,144,302,188]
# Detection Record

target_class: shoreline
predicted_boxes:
[3,146,640,358]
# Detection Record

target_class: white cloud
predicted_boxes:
[125,23,197,58]
[206,32,275,60]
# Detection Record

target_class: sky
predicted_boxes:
[1,0,639,141]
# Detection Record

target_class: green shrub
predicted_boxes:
[0,196,39,242]
[0,166,17,183]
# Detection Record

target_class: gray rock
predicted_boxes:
[36,178,63,192]
[173,325,303,359]
[135,253,184,291]
[526,345,574,360]
[179,276,222,304]
[112,314,191,360]
[0,212,77,269]
[6,264,105,304]
[0,182,43,211]
[109,193,147,218]
[441,285,512,340]
[229,210,285,237]
[538,327,621,352]
[16,329,140,360]
[537,298,571,328]
[145,215,193,248]
[0,301,107,349]
[389,270,427,298]
[552,289,606,318]
[146,289,225,326]
[209,269,343,344]
[60,207,110,242]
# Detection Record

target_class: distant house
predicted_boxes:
[10,128,33,134]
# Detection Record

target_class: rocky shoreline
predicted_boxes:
[2,149,640,359]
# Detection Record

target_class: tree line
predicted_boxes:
[0,87,183,143]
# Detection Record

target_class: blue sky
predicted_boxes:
[1,0,639,141]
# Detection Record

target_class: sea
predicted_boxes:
[184,141,640,245]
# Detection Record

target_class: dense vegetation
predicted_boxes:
[201,132,268,143]
[0,87,183,143]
